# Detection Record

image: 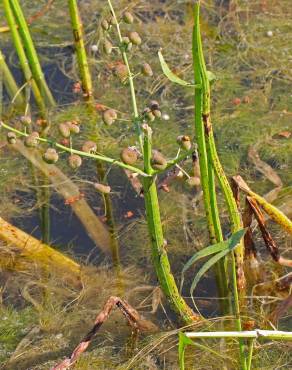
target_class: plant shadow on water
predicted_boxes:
[0,0,291,369]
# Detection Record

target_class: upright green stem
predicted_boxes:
[0,49,25,107]
[193,2,246,368]
[68,0,93,100]
[9,0,55,107]
[3,0,46,113]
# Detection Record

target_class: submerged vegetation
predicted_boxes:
[0,0,291,369]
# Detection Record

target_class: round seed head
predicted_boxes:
[20,115,32,126]
[24,132,39,148]
[102,109,117,126]
[151,150,167,170]
[152,109,162,118]
[123,11,134,24]
[114,63,128,83]
[69,122,80,134]
[101,19,109,31]
[103,39,113,55]
[7,132,17,144]
[186,176,201,187]
[177,135,192,150]
[129,31,142,45]
[150,100,159,110]
[43,148,59,164]
[121,37,132,51]
[82,140,97,153]
[68,154,82,169]
[120,147,138,165]
[94,183,111,194]
[59,122,71,138]
[141,62,153,77]
[108,15,117,25]
[146,111,155,122]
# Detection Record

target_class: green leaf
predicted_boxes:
[189,229,246,297]
[158,50,193,87]
[180,228,245,292]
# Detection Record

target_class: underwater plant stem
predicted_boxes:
[68,0,93,100]
[9,0,55,107]
[107,0,143,151]
[0,49,24,106]
[3,0,46,114]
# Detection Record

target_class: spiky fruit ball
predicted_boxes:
[7,132,17,144]
[129,31,142,45]
[102,109,117,126]
[114,63,128,83]
[43,148,59,164]
[151,150,167,170]
[24,132,39,148]
[120,147,138,165]
[59,122,71,138]
[68,154,82,169]
[141,63,153,77]
[177,135,192,151]
[123,11,134,24]
[82,140,97,153]
[103,39,113,55]
[94,183,111,194]
[101,19,109,31]
[20,115,32,126]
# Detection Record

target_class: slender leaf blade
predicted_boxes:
[158,50,192,87]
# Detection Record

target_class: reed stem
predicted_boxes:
[9,0,55,107]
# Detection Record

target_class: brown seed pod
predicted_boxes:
[101,19,109,31]
[114,63,128,83]
[59,122,71,138]
[151,150,167,170]
[128,31,142,45]
[7,132,17,144]
[20,115,32,126]
[94,183,111,194]
[141,62,153,77]
[69,122,80,134]
[120,147,138,165]
[82,140,97,153]
[24,132,39,148]
[177,135,192,151]
[68,154,82,169]
[123,11,134,24]
[43,148,59,164]
[186,176,201,187]
[102,109,117,126]
[103,39,113,55]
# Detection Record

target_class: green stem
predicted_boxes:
[68,0,93,100]
[9,0,55,107]
[107,0,143,150]
[0,49,25,107]
[0,121,149,177]
[3,0,46,113]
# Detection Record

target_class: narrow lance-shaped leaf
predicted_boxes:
[190,229,246,297]
[180,228,246,292]
[158,50,194,87]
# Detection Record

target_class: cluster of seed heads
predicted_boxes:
[20,115,32,126]
[120,147,138,165]
[7,132,17,144]
[82,140,97,153]
[25,132,39,148]
[58,121,80,138]
[43,148,59,164]
[151,150,167,170]
[143,100,161,122]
